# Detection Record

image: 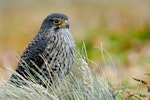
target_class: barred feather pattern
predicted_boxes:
[41,28,75,84]
[10,26,75,86]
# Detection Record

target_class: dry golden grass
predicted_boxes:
[0,1,150,89]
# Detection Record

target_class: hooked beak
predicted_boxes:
[61,20,69,28]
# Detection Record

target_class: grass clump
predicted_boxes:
[0,48,115,100]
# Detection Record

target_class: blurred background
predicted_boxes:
[0,0,150,87]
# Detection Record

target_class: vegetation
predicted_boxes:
[0,48,115,100]
[0,0,150,99]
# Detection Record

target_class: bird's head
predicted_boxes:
[41,13,69,31]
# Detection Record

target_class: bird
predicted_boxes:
[10,13,75,87]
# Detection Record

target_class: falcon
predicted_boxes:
[10,13,75,87]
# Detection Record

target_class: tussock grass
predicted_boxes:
[0,47,115,100]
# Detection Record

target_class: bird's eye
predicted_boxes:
[53,20,61,25]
